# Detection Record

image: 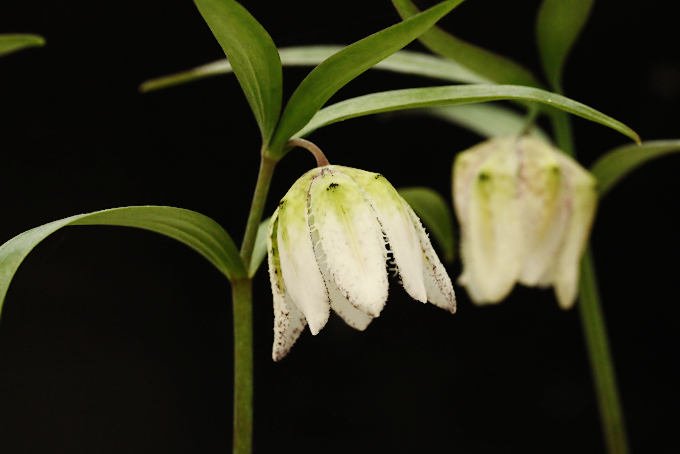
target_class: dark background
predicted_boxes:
[1,0,678,452]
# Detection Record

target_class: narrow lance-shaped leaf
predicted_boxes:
[399,187,456,263]
[296,84,640,144]
[591,140,680,197]
[138,45,542,140]
[536,0,594,91]
[391,0,539,86]
[194,0,282,144]
[268,0,465,157]
[139,45,487,93]
[425,104,551,141]
[0,34,45,57]
[138,45,540,140]
[0,206,246,314]
[249,217,270,277]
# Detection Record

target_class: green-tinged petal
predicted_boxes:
[398,186,456,263]
[517,137,569,286]
[552,155,598,309]
[303,170,374,332]
[0,206,245,315]
[0,34,45,57]
[453,138,522,303]
[308,167,388,317]
[591,140,680,197]
[276,170,330,334]
[308,216,374,332]
[267,208,306,361]
[339,166,427,303]
[404,204,456,313]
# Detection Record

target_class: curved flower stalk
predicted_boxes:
[267,165,456,360]
[453,135,597,309]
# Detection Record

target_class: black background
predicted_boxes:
[1,1,679,453]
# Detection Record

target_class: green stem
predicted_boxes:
[519,104,541,136]
[231,151,277,454]
[241,153,277,266]
[550,111,629,453]
[231,278,254,454]
[579,251,629,454]
[550,109,575,154]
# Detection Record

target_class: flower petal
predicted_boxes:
[453,137,523,303]
[277,170,330,334]
[404,202,456,312]
[267,208,307,361]
[326,277,374,330]
[308,167,388,317]
[552,154,598,309]
[517,137,569,286]
[305,190,374,331]
[338,166,427,303]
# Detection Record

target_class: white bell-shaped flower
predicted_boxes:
[268,165,456,361]
[453,135,597,309]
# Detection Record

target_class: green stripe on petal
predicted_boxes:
[517,137,569,286]
[267,208,307,361]
[308,168,388,317]
[454,138,523,303]
[276,170,330,334]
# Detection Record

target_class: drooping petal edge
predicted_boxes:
[267,208,308,361]
[404,202,456,313]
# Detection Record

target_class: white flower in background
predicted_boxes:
[268,165,456,361]
[453,135,597,309]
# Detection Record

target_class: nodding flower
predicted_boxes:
[268,165,456,361]
[453,135,597,309]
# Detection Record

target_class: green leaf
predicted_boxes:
[296,84,640,144]
[0,206,246,314]
[391,0,539,86]
[399,187,456,263]
[426,103,551,141]
[590,140,680,197]
[248,217,270,277]
[139,45,487,93]
[536,0,593,91]
[0,34,45,57]
[194,0,282,144]
[267,0,465,157]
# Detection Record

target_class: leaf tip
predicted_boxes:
[27,35,46,48]
[633,133,642,145]
[138,79,161,94]
[138,81,151,93]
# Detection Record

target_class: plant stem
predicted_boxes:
[231,277,254,454]
[551,110,629,453]
[241,153,277,266]
[579,250,629,454]
[232,151,277,454]
[550,109,575,154]
[286,138,330,166]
